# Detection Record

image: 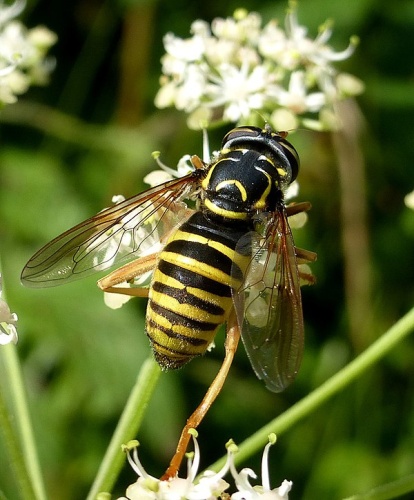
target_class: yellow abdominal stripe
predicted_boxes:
[149,308,215,342]
[155,269,232,308]
[151,288,227,323]
[161,251,234,287]
[172,229,238,261]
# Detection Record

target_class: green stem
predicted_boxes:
[87,356,161,499]
[344,472,414,500]
[0,344,46,500]
[208,306,414,471]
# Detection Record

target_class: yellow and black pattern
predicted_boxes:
[146,211,248,369]
[21,125,314,392]
[146,125,302,371]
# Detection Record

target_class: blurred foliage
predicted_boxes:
[1,0,414,498]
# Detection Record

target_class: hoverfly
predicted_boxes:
[21,125,316,477]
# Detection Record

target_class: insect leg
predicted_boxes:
[161,310,240,480]
[286,201,312,216]
[97,253,158,297]
[295,246,317,264]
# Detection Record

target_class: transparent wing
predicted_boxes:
[21,174,198,287]
[233,207,304,392]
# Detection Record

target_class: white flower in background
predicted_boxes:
[155,1,363,130]
[118,432,291,500]
[145,152,195,187]
[0,274,18,345]
[404,190,414,211]
[0,0,57,107]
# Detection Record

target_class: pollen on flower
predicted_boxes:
[155,3,362,131]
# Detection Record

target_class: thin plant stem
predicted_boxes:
[0,343,47,500]
[87,356,161,499]
[116,3,155,126]
[208,306,414,471]
[343,472,414,500]
[333,100,373,351]
[0,349,36,500]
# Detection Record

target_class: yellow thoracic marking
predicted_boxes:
[277,167,287,178]
[204,198,248,220]
[200,161,216,190]
[252,166,272,210]
[215,179,248,202]
[200,157,238,191]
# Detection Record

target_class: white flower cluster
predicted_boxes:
[0,0,57,107]
[0,274,18,345]
[155,2,363,131]
[117,431,292,500]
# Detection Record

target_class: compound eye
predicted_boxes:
[221,126,261,148]
[276,137,300,182]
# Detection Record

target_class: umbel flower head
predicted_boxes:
[0,0,57,107]
[117,430,292,500]
[155,1,363,131]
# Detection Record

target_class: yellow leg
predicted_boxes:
[97,253,158,296]
[161,311,240,480]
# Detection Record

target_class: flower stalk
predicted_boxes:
[0,272,46,500]
[87,357,162,500]
[0,345,40,500]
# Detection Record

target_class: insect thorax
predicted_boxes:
[201,149,285,223]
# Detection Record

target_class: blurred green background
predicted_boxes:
[1,0,414,498]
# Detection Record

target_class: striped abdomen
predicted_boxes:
[146,211,249,370]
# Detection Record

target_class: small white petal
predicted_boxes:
[284,180,299,200]
[0,0,26,25]
[278,479,293,498]
[287,210,307,229]
[27,26,57,49]
[154,81,179,108]
[270,109,298,132]
[187,106,213,130]
[0,324,18,345]
[404,190,414,210]
[144,170,173,187]
[103,291,132,310]
[336,72,365,97]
